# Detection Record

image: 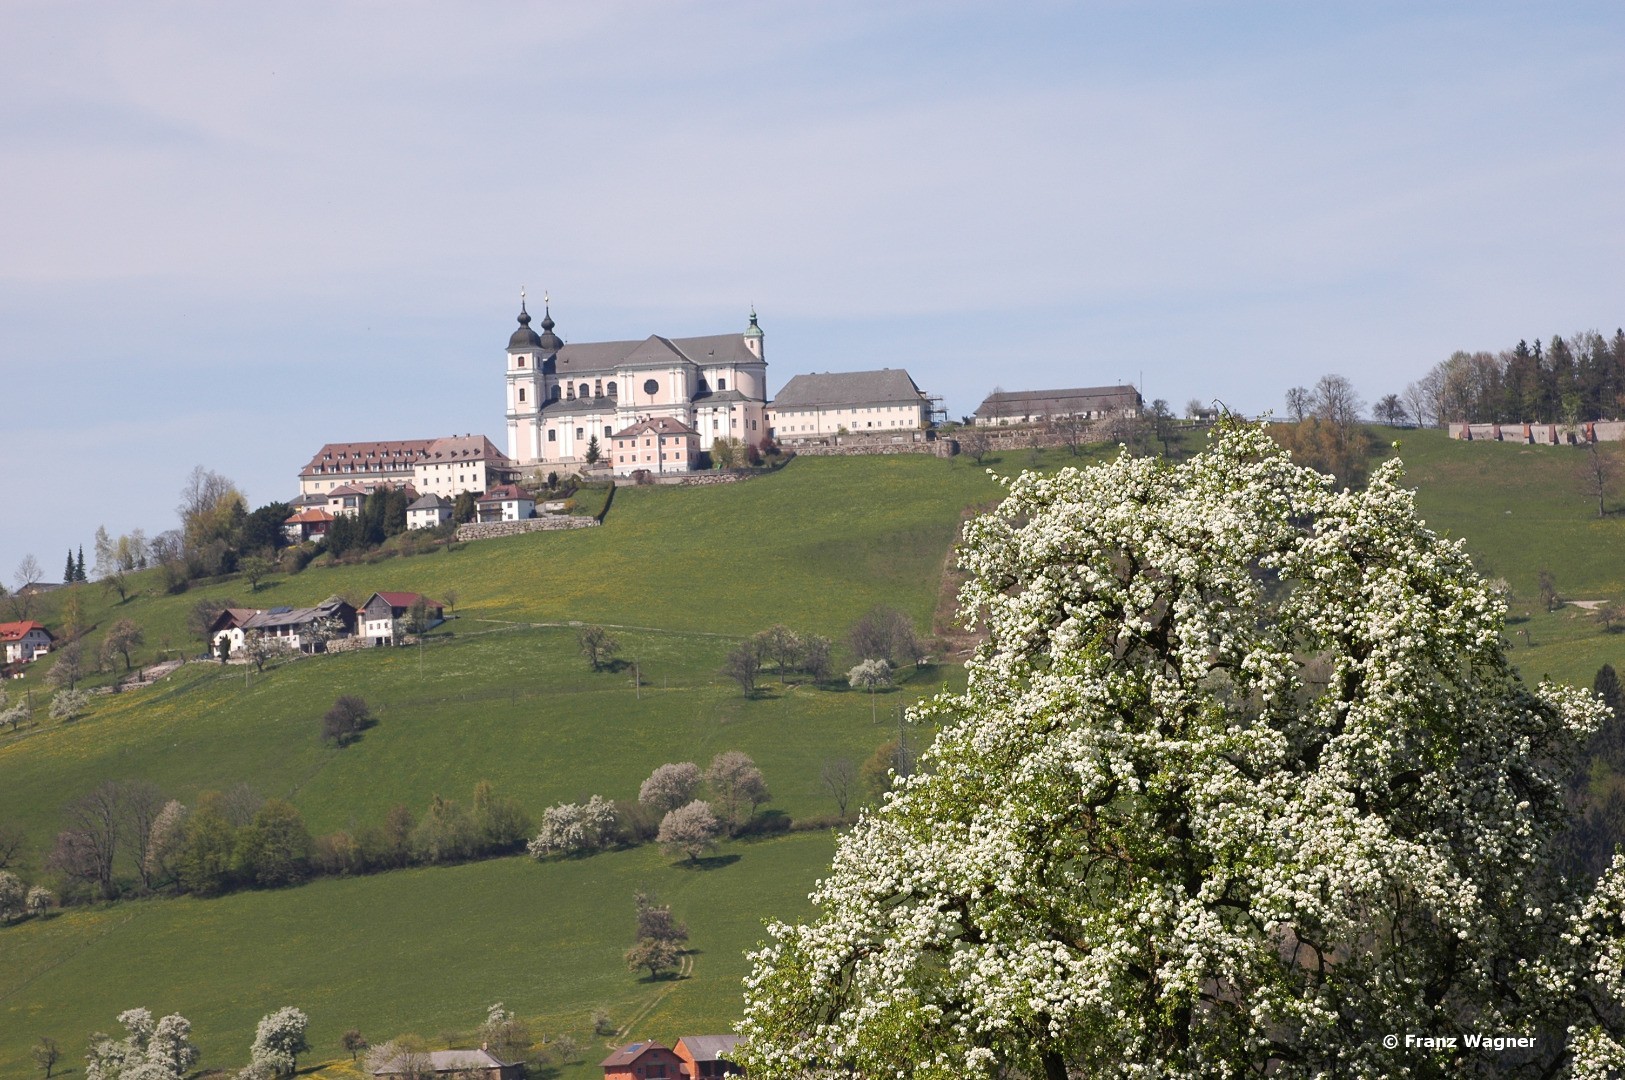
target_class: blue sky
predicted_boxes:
[2,1,1622,578]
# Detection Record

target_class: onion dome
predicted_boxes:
[508,300,542,350]
[744,307,763,339]
[536,305,563,353]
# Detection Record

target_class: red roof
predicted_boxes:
[600,1041,674,1068]
[285,508,336,524]
[0,621,51,643]
[477,483,531,503]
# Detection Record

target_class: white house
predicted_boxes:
[475,483,534,523]
[0,621,53,664]
[360,592,444,646]
[407,493,453,530]
[767,369,934,440]
[298,436,518,499]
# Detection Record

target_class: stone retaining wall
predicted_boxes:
[1450,421,1625,445]
[456,516,600,542]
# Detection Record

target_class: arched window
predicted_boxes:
[718,378,727,391]
[551,385,561,402]
[606,382,618,398]
[579,383,590,399]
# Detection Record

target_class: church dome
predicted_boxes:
[536,307,563,353]
[508,304,542,350]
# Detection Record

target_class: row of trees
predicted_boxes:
[719,607,925,697]
[528,752,774,865]
[1404,329,1625,426]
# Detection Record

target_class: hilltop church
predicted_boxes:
[502,297,769,468]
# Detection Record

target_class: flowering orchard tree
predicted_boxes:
[740,424,1625,1078]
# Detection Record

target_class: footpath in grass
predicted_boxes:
[0,831,835,1080]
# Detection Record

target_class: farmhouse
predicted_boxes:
[973,385,1143,426]
[372,1048,521,1079]
[360,591,444,645]
[611,416,700,477]
[283,507,335,543]
[602,1040,684,1080]
[767,368,934,440]
[0,621,53,664]
[212,599,359,657]
[503,298,768,467]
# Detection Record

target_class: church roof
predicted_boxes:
[555,332,761,376]
[771,369,928,409]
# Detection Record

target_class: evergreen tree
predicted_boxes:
[64,550,74,585]
[75,547,86,582]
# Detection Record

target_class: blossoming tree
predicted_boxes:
[740,424,1625,1078]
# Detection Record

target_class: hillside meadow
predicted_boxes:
[7,431,1625,1074]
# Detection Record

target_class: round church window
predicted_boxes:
[643,379,659,395]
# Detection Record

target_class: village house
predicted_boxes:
[972,385,1143,426]
[503,297,769,467]
[602,1040,684,1080]
[209,599,358,657]
[407,492,453,529]
[673,1035,744,1079]
[283,507,335,543]
[360,591,444,646]
[372,1048,521,1079]
[476,483,535,522]
[611,416,700,477]
[0,621,54,664]
[298,436,518,500]
[766,368,935,441]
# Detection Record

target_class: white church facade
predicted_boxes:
[502,299,769,468]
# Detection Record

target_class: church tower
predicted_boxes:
[505,292,552,464]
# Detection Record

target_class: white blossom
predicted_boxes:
[740,423,1625,1078]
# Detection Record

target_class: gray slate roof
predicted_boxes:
[677,1034,743,1061]
[555,333,760,376]
[974,385,1142,418]
[770,369,928,409]
[373,1047,518,1075]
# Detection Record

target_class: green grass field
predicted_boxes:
[7,430,1625,1076]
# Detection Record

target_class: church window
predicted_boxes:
[718,378,726,391]
[643,378,660,395]
[517,356,526,367]
[518,388,526,402]
[605,426,613,437]
[576,428,584,440]
[551,385,561,401]
[607,382,617,398]
[579,383,590,399]
[548,430,556,442]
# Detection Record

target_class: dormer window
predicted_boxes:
[718,378,726,391]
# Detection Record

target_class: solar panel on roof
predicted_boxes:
[270,606,293,614]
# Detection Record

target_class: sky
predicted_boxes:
[2,1,1622,579]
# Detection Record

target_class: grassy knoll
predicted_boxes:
[0,624,954,857]
[0,831,834,1080]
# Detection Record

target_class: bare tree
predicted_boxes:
[958,427,992,465]
[821,757,857,819]
[1374,394,1409,426]
[52,781,126,899]
[13,553,43,592]
[0,821,26,869]
[1284,386,1310,423]
[721,639,762,696]
[1581,440,1616,518]
[579,625,618,671]
[102,619,145,672]
[121,780,166,891]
